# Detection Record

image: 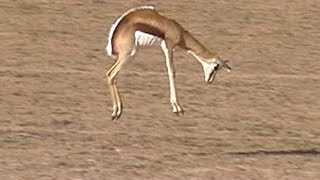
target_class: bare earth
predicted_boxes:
[0,0,319,179]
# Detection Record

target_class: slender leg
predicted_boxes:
[106,59,120,119]
[160,41,184,115]
[106,54,131,120]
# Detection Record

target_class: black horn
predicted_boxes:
[218,58,231,72]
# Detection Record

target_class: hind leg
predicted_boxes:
[106,30,136,120]
[107,54,131,120]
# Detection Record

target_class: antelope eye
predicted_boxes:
[214,64,220,70]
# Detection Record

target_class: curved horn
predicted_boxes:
[217,58,231,72]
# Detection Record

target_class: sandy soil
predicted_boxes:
[0,0,319,179]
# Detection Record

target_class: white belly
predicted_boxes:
[129,31,163,56]
[135,31,162,46]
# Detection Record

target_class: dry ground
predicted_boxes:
[0,0,320,179]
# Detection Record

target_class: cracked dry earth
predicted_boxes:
[0,0,319,179]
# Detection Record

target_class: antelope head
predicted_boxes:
[188,51,231,84]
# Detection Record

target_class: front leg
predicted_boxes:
[161,41,184,115]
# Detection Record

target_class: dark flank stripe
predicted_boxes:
[135,23,165,39]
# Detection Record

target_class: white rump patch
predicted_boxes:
[106,5,155,56]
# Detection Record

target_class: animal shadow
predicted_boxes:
[228,149,320,156]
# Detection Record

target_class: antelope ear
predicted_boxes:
[224,63,232,72]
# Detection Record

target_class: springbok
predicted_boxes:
[106,6,231,120]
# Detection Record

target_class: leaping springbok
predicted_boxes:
[106,6,231,120]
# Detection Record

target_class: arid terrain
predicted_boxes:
[0,0,319,179]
